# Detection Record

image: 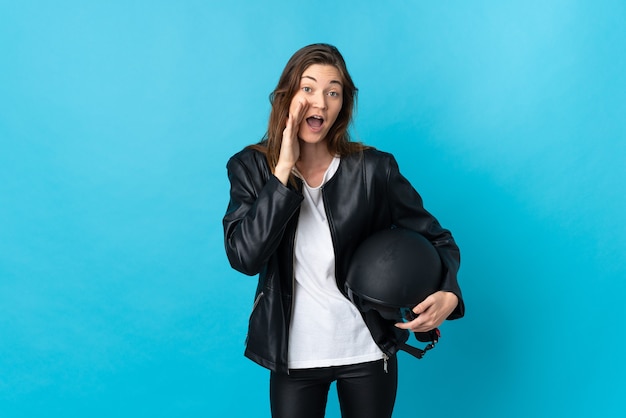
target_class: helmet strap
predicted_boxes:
[397,329,440,360]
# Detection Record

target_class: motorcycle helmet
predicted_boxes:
[345,227,443,358]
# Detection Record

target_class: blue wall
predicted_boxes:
[1,1,624,417]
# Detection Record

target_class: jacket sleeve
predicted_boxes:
[384,154,465,319]
[223,153,303,276]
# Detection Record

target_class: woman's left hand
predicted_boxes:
[394,291,458,332]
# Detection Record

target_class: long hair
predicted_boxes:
[251,43,369,174]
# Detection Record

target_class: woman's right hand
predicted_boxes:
[274,97,309,185]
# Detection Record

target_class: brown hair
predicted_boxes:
[250,43,369,173]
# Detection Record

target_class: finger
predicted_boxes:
[283,114,293,138]
[395,319,419,330]
[394,313,425,330]
[289,97,303,116]
[412,296,434,315]
[293,99,309,124]
[394,321,431,332]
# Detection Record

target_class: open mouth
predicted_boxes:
[306,115,324,129]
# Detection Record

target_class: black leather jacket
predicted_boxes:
[223,146,464,373]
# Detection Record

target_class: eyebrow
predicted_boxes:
[301,75,343,86]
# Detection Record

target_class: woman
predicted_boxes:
[223,43,464,418]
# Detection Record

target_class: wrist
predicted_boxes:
[273,163,293,185]
[444,291,459,308]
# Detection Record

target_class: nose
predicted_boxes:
[311,90,327,110]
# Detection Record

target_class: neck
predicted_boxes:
[297,141,333,170]
[296,141,334,187]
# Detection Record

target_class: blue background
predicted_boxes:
[1,1,624,417]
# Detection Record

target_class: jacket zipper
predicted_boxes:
[251,291,264,312]
[287,221,298,375]
[323,184,391,373]
[321,187,341,294]
[286,181,302,375]
[245,291,264,346]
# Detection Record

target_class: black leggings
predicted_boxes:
[269,356,398,418]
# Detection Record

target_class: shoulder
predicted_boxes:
[343,147,397,169]
[228,146,266,165]
[226,146,273,186]
[228,146,269,171]
[362,147,394,161]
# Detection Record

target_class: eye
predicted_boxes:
[302,86,312,93]
[328,91,340,97]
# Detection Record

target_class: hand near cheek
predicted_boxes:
[274,98,309,185]
[395,291,458,333]
[288,95,310,129]
[284,98,309,162]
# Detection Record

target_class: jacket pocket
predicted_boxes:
[245,291,265,346]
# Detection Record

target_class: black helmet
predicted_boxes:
[346,227,443,358]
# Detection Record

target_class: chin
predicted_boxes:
[298,132,328,144]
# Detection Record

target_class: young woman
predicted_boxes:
[223,43,464,418]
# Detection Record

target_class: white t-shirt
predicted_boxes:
[288,156,384,369]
